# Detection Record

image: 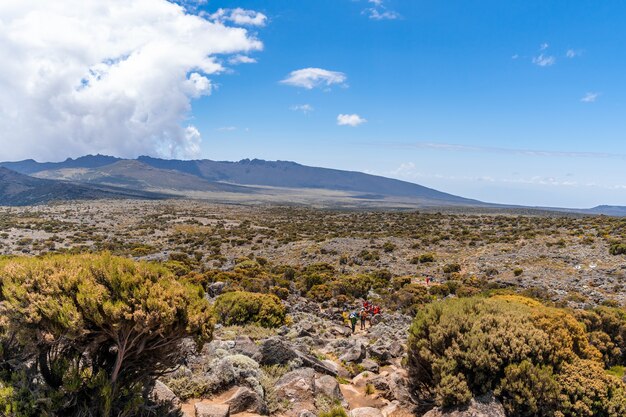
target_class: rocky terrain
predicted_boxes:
[1,199,625,307]
[156,291,417,417]
[1,199,626,416]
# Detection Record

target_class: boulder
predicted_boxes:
[368,342,394,365]
[387,370,411,405]
[275,368,317,414]
[349,407,384,417]
[360,359,380,373]
[260,337,337,376]
[204,354,263,395]
[226,386,268,415]
[260,337,298,366]
[233,336,262,361]
[339,340,366,363]
[208,281,226,297]
[422,393,506,417]
[195,403,230,417]
[150,380,180,407]
[314,375,343,401]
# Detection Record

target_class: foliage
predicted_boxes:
[407,295,626,416]
[213,291,286,328]
[0,253,213,417]
[318,406,348,417]
[609,243,626,256]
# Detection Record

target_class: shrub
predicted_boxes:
[213,291,286,328]
[382,241,396,253]
[609,243,626,255]
[319,406,348,417]
[442,263,461,274]
[406,295,625,416]
[0,253,212,417]
[513,268,524,276]
[419,253,436,263]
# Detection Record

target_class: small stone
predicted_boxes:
[195,403,230,417]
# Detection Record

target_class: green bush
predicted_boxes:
[609,243,626,255]
[407,295,626,416]
[319,406,348,417]
[419,253,436,263]
[0,253,212,417]
[442,263,461,273]
[213,291,286,328]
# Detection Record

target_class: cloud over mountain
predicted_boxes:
[0,0,263,161]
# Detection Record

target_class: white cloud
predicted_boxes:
[364,0,400,20]
[566,49,582,58]
[210,8,267,27]
[539,42,549,51]
[280,68,347,90]
[337,113,367,127]
[217,126,237,131]
[0,0,263,161]
[291,104,314,114]
[228,54,257,65]
[532,54,556,67]
[581,92,599,103]
[511,54,519,60]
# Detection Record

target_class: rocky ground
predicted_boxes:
[152,290,506,417]
[162,294,412,417]
[1,200,625,307]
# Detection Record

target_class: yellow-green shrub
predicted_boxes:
[213,291,286,328]
[407,296,625,416]
[0,253,213,417]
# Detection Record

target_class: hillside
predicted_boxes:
[33,160,256,194]
[1,155,486,206]
[0,167,170,206]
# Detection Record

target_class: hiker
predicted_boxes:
[425,276,431,285]
[349,311,358,333]
[373,305,380,315]
[360,308,368,330]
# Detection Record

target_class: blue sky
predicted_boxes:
[188,0,626,208]
[1,1,625,208]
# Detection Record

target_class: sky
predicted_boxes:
[1,1,626,208]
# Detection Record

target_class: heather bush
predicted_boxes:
[213,291,286,328]
[0,253,212,417]
[407,295,626,416]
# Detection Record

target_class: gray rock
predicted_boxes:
[233,336,262,361]
[387,341,404,358]
[314,375,343,401]
[349,407,384,417]
[204,354,263,395]
[195,403,230,417]
[422,393,505,417]
[226,386,268,415]
[260,337,298,366]
[150,380,180,407]
[275,368,317,414]
[339,340,366,363]
[208,281,226,297]
[360,359,380,373]
[388,370,411,404]
[260,337,337,376]
[368,342,392,365]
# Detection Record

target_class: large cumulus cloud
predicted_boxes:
[0,0,262,161]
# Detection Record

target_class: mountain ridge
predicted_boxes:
[1,155,625,215]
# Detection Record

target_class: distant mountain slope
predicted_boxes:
[34,160,255,193]
[0,167,169,206]
[2,155,483,205]
[2,155,624,215]
[0,154,121,175]
[136,156,484,205]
